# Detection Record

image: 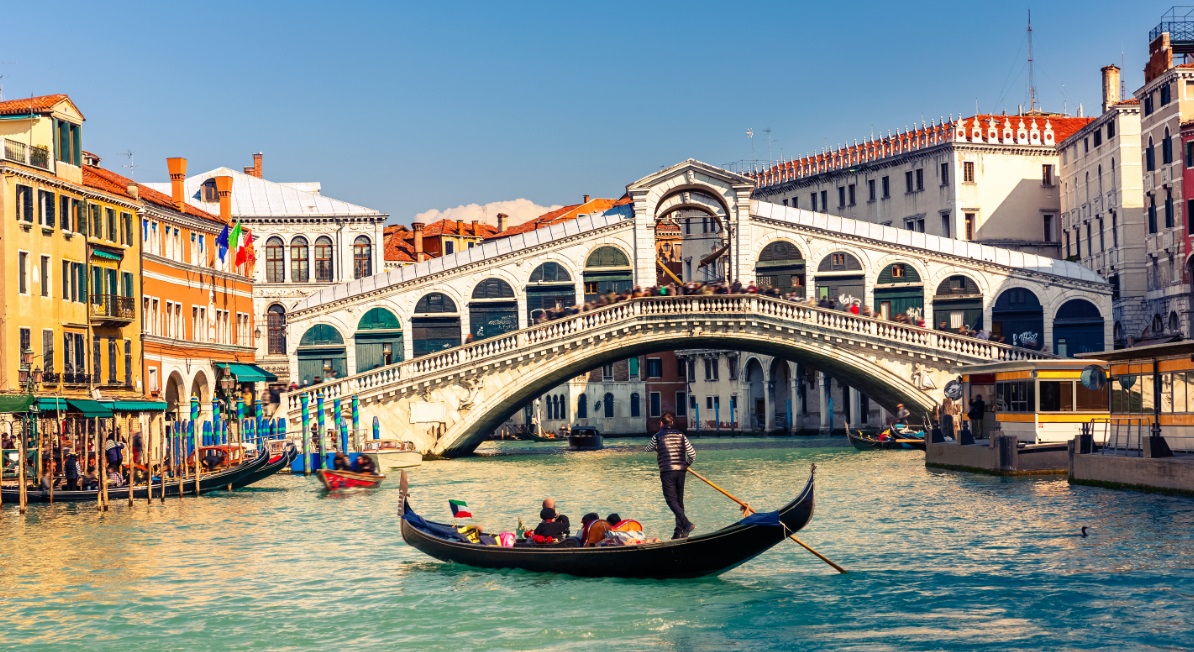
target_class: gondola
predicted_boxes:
[846,429,926,451]
[398,467,816,579]
[315,468,386,490]
[1,444,273,503]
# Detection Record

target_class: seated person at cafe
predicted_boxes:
[533,507,569,542]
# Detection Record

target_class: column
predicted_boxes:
[849,387,862,429]
[789,366,799,434]
[763,367,774,432]
[818,372,830,434]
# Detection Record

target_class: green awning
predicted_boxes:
[91,249,122,261]
[35,397,69,412]
[101,400,167,413]
[67,399,114,418]
[0,395,35,413]
[216,363,277,383]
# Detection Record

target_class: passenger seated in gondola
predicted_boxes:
[572,512,600,544]
[39,462,63,490]
[202,448,225,471]
[333,452,351,471]
[351,454,377,475]
[83,465,99,490]
[532,507,569,543]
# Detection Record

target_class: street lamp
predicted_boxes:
[253,326,262,345]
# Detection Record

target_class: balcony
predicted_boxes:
[90,294,135,325]
[1,139,51,171]
[62,372,91,386]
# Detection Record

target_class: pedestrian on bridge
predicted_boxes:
[646,412,696,540]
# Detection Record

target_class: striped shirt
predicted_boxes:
[646,428,696,472]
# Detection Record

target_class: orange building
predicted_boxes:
[110,157,263,428]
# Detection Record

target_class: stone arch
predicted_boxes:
[526,260,577,323]
[743,357,766,431]
[355,307,404,372]
[583,245,633,301]
[469,278,519,341]
[872,261,925,321]
[412,292,461,357]
[755,239,806,293]
[812,250,866,303]
[932,274,984,331]
[1052,298,1104,357]
[164,370,187,418]
[266,303,287,355]
[768,358,793,432]
[296,323,347,384]
[264,236,286,283]
[991,286,1044,349]
[189,368,211,406]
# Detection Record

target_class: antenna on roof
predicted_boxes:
[1027,9,1037,113]
[763,127,774,162]
[745,128,755,162]
[120,150,136,180]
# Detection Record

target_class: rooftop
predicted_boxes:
[84,164,224,223]
[144,166,384,219]
[0,93,81,119]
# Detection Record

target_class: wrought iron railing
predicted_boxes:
[90,294,135,321]
[1,139,51,170]
[62,372,91,385]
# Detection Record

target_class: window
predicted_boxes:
[1187,141,1194,168]
[1039,381,1075,412]
[61,196,77,231]
[630,393,641,418]
[646,357,663,378]
[832,253,846,266]
[42,330,54,376]
[39,255,50,297]
[124,340,132,387]
[1065,231,1071,258]
[266,237,285,283]
[963,161,975,183]
[649,392,662,418]
[891,263,905,279]
[964,213,975,241]
[603,393,614,418]
[314,236,333,282]
[1162,82,1172,105]
[1108,120,1115,138]
[686,358,695,382]
[941,213,951,238]
[202,179,218,202]
[106,338,117,384]
[90,203,100,236]
[38,190,55,228]
[996,380,1034,413]
[1043,215,1054,243]
[576,393,587,419]
[1148,195,1158,233]
[603,363,614,380]
[290,236,309,282]
[904,217,924,232]
[881,176,890,198]
[704,357,718,381]
[268,304,287,354]
[675,391,687,417]
[727,355,738,380]
[837,186,846,208]
[847,183,855,206]
[18,251,28,294]
[791,196,798,209]
[1083,137,1089,154]
[1147,137,1155,171]
[1166,190,1175,229]
[19,328,30,360]
[1042,165,1054,187]
[1093,129,1102,147]
[1112,210,1120,246]
[810,193,818,212]
[819,190,827,212]
[93,338,101,380]
[445,240,455,255]
[104,208,115,241]
[905,170,914,192]
[16,185,34,223]
[353,235,373,279]
[940,162,949,186]
[1098,216,1106,252]
[867,179,876,202]
[1163,128,1173,165]
[628,356,639,379]
[55,120,81,166]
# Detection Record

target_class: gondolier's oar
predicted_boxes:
[686,467,847,574]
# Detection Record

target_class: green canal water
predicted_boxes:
[2,437,1193,651]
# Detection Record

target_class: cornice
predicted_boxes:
[233,215,387,226]
[144,334,256,355]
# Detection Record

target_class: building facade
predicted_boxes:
[1060,65,1146,349]
[752,114,1093,258]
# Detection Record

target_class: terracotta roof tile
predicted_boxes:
[0,94,71,116]
[487,198,620,240]
[419,218,499,238]
[84,165,224,223]
[384,225,417,262]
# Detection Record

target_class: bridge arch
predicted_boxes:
[354,307,403,373]
[526,260,577,323]
[469,278,519,341]
[755,240,806,293]
[1051,298,1104,357]
[743,356,766,431]
[813,250,866,303]
[296,323,347,384]
[873,261,925,321]
[412,292,461,357]
[932,274,984,332]
[991,287,1044,349]
[583,244,633,301]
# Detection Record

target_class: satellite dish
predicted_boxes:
[1117,374,1137,390]
[1080,365,1107,391]
[944,380,963,400]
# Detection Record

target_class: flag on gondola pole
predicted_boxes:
[449,499,472,519]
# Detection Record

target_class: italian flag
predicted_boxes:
[449,499,472,519]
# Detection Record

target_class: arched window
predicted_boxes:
[585,246,631,268]
[576,393,587,419]
[290,236,309,282]
[353,235,372,279]
[1147,137,1155,171]
[1163,127,1173,164]
[412,293,460,357]
[415,293,457,313]
[296,324,346,383]
[630,392,641,418]
[266,304,286,355]
[1153,314,1164,334]
[315,236,334,282]
[527,262,576,322]
[529,261,572,283]
[603,392,615,418]
[265,237,285,283]
[470,278,518,340]
[355,307,403,372]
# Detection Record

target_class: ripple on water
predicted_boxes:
[1,438,1193,651]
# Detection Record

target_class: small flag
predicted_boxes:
[449,499,472,519]
[216,224,230,262]
[229,221,243,257]
[236,229,253,266]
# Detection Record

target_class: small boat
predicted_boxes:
[847,429,926,451]
[233,442,299,489]
[315,468,386,491]
[567,426,603,450]
[398,467,816,579]
[360,439,422,470]
[2,445,274,503]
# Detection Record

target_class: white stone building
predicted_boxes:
[1059,65,1146,349]
[752,113,1093,258]
[146,154,387,389]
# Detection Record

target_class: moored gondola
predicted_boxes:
[398,467,816,579]
[846,429,926,451]
[230,442,298,489]
[2,444,274,503]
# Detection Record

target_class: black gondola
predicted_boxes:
[231,442,298,489]
[398,467,816,579]
[2,444,274,503]
[846,429,926,451]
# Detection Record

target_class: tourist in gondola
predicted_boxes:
[532,507,569,542]
[646,412,697,539]
[542,497,570,532]
[64,452,81,490]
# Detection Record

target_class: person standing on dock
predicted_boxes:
[646,412,696,539]
[941,393,961,440]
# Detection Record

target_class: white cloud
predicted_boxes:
[411,198,563,227]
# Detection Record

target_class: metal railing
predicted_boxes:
[285,294,1054,413]
[62,372,91,385]
[1,139,51,170]
[90,294,135,321]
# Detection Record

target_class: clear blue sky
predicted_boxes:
[0,1,1175,223]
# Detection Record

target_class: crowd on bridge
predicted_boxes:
[529,280,1008,344]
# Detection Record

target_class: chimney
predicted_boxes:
[497,213,508,233]
[127,184,139,200]
[214,175,234,222]
[1101,65,1121,113]
[471,219,479,235]
[243,152,263,178]
[412,222,425,262]
[583,194,590,203]
[166,157,188,212]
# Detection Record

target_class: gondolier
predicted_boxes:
[646,412,696,539]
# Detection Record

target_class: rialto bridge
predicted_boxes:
[281,160,1111,456]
